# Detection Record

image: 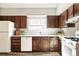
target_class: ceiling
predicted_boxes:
[0,3,58,8]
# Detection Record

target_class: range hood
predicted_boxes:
[65,16,79,23]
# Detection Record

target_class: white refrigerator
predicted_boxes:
[0,21,14,52]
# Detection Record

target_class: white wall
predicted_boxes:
[0,8,56,15]
[56,3,74,15]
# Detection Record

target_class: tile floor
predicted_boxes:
[0,52,61,56]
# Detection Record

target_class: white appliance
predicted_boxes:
[21,37,32,51]
[0,21,14,52]
[62,36,79,56]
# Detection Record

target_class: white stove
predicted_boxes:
[62,36,79,56]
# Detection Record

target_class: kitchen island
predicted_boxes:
[11,35,61,54]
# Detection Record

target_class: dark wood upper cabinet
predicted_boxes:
[47,16,59,28]
[59,10,68,28]
[68,5,74,19]
[59,14,65,28]
[62,10,68,21]
[0,16,8,21]
[0,16,27,28]
[14,16,21,28]
[14,16,27,28]
[20,16,27,28]
[73,3,79,16]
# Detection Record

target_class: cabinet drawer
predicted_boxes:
[12,39,20,43]
[11,46,21,52]
[12,43,20,45]
[11,37,21,40]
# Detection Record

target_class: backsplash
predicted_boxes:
[20,28,61,35]
[62,27,76,36]
[46,28,61,35]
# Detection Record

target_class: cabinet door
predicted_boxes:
[0,16,8,21]
[47,16,59,28]
[68,5,74,19]
[55,17,59,28]
[49,37,59,52]
[59,15,65,28]
[40,37,49,52]
[20,16,27,28]
[11,37,21,52]
[74,3,79,16]
[32,37,41,52]
[58,38,61,55]
[63,10,68,21]
[14,16,21,28]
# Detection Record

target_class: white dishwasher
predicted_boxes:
[21,37,32,51]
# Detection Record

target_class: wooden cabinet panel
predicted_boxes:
[59,15,65,28]
[14,16,21,28]
[32,37,41,52]
[0,16,27,28]
[47,16,59,28]
[49,37,59,52]
[59,10,68,28]
[11,37,21,52]
[74,3,79,16]
[20,16,27,28]
[68,5,74,19]
[0,16,8,21]
[32,37,60,52]
[32,37,49,52]
[63,10,68,21]
[58,38,61,55]
[40,37,49,52]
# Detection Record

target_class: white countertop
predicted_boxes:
[12,35,58,37]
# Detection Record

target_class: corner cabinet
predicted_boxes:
[59,10,68,28]
[47,16,59,28]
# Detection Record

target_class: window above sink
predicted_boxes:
[27,15,47,35]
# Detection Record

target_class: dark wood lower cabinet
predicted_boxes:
[11,37,21,52]
[49,37,59,52]
[32,37,41,52]
[11,37,61,52]
[32,37,60,52]
[40,37,49,52]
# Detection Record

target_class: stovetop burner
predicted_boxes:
[64,37,79,42]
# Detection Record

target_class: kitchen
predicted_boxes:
[0,3,79,56]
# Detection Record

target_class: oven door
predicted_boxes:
[62,38,76,56]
